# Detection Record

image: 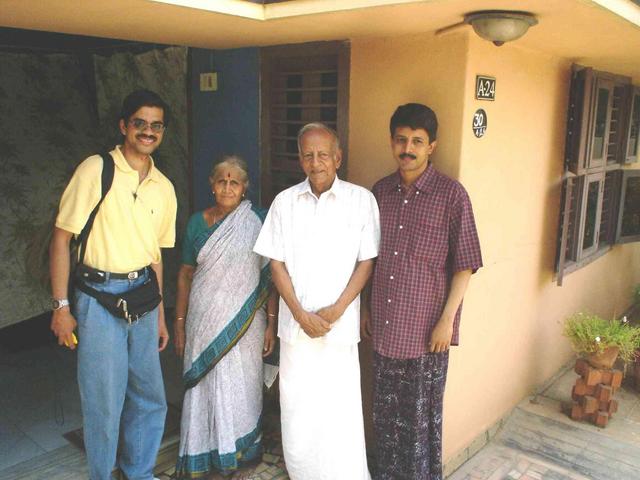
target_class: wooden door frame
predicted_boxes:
[259,40,350,206]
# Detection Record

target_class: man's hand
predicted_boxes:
[428,269,472,353]
[173,319,185,357]
[51,308,78,350]
[296,310,331,338]
[428,315,454,353]
[316,303,344,324]
[158,309,169,352]
[360,308,372,339]
[263,323,276,357]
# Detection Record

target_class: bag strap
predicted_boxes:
[78,152,115,265]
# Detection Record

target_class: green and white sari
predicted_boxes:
[176,200,270,479]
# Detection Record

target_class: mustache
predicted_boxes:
[399,153,417,160]
[136,134,157,141]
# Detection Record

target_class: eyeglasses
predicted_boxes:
[129,118,166,133]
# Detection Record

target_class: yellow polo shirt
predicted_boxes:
[56,146,177,273]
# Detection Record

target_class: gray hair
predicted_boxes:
[209,154,250,187]
[297,122,340,153]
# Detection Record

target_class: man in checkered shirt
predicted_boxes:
[363,103,482,480]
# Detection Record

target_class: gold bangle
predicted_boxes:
[176,317,185,321]
[267,313,276,318]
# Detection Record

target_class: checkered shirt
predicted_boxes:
[371,165,482,359]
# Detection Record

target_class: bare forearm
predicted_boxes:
[441,269,472,323]
[267,286,279,327]
[49,227,77,348]
[175,265,194,320]
[150,260,166,322]
[334,259,374,312]
[270,259,330,337]
[50,227,73,299]
[151,258,170,350]
[150,260,163,292]
[270,260,304,318]
[361,279,372,314]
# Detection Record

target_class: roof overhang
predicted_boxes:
[1,0,639,80]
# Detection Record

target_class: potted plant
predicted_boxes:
[563,312,640,369]
[630,285,640,388]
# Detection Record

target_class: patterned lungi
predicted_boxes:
[373,351,449,480]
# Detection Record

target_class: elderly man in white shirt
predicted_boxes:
[254,122,380,480]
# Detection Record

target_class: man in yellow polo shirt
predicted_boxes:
[49,89,177,480]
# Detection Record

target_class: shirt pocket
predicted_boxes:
[409,218,448,269]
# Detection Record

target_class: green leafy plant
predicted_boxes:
[563,312,640,363]
[635,284,640,308]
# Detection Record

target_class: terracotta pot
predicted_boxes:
[585,346,620,369]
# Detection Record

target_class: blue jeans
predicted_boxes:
[75,271,167,480]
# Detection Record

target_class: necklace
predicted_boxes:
[207,207,221,227]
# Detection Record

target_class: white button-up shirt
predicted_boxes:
[254,176,380,345]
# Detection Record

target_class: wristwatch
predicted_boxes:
[52,298,70,310]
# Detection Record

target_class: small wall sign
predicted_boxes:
[473,109,487,138]
[475,75,496,101]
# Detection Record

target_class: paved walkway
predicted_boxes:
[448,363,640,480]
[4,358,640,479]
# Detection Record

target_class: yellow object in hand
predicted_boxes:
[64,333,78,347]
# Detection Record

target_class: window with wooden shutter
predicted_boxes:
[616,170,640,243]
[556,65,639,283]
[598,170,622,247]
[623,87,640,164]
[260,41,349,206]
[607,85,626,164]
[556,175,577,286]
[587,78,613,170]
[565,68,592,175]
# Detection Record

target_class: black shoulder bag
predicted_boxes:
[74,153,162,324]
[72,152,115,269]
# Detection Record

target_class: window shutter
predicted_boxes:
[607,85,627,164]
[566,68,593,175]
[586,77,614,170]
[622,86,640,164]
[598,170,622,247]
[556,174,577,286]
[616,170,640,243]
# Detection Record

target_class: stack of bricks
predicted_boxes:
[569,358,622,427]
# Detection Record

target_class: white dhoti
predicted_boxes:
[280,338,371,480]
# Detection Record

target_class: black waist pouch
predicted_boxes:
[76,268,162,323]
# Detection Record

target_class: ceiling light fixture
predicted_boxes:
[464,10,538,46]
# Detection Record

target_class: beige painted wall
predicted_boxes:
[348,31,468,185]
[349,31,640,462]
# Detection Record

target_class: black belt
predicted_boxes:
[76,264,149,282]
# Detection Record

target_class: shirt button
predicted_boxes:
[394,251,398,255]
[416,191,420,195]
[387,299,391,303]
[390,275,394,280]
[404,200,408,204]
[385,320,389,325]
[399,225,403,229]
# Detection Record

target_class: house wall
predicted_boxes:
[190,47,261,211]
[348,30,640,462]
[349,30,469,452]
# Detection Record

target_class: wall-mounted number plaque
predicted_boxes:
[475,75,496,101]
[473,109,487,138]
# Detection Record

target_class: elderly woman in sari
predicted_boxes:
[174,155,277,480]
